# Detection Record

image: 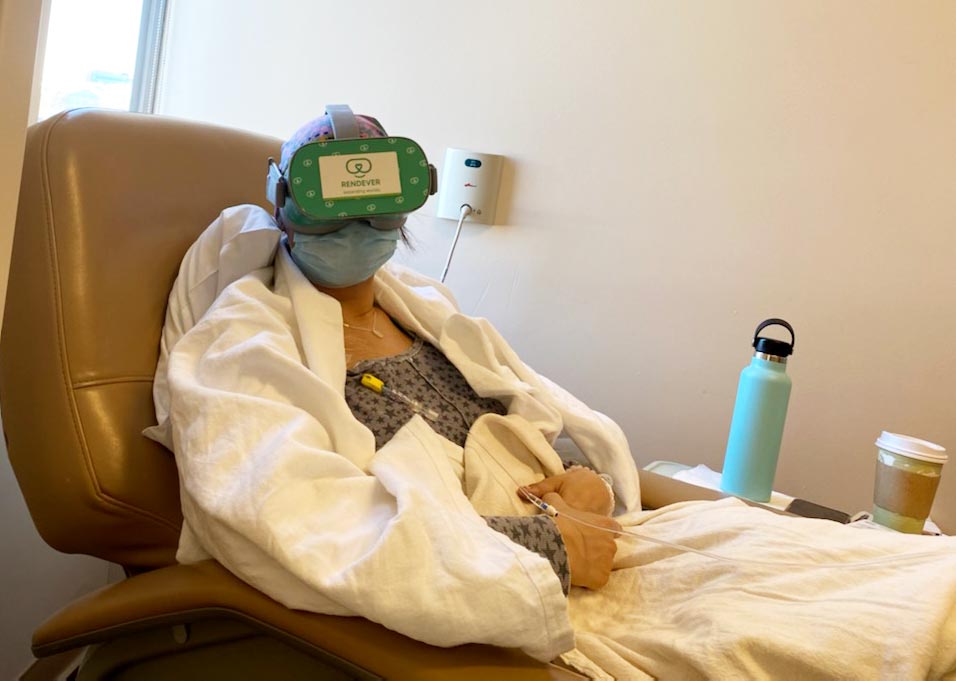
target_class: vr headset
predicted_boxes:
[267,104,438,234]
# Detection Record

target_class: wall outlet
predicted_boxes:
[435,148,504,225]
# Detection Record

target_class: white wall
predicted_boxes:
[0,0,111,677]
[159,0,956,531]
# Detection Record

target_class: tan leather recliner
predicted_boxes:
[0,109,593,680]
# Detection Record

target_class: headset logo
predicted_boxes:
[346,158,372,178]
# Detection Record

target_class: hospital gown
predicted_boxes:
[345,333,571,594]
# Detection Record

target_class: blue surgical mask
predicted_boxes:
[289,221,400,288]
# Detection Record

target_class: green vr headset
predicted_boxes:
[267,104,438,234]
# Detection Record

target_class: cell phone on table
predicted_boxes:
[784,498,852,524]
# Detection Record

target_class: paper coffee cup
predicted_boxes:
[872,431,947,534]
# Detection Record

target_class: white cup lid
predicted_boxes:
[875,431,947,464]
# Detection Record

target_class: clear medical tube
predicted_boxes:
[461,407,952,572]
[361,373,441,422]
[518,488,952,570]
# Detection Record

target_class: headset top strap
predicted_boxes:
[326,104,360,140]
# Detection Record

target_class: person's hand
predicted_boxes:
[521,467,613,516]
[542,493,621,590]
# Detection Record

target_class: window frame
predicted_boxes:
[129,0,168,114]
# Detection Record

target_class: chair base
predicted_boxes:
[75,618,378,681]
[19,648,85,681]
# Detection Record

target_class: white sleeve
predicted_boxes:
[166,278,573,661]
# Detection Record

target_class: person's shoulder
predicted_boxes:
[166,203,280,325]
[172,270,294,364]
[217,203,274,224]
[186,204,280,290]
[208,269,290,322]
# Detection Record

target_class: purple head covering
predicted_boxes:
[279,112,387,171]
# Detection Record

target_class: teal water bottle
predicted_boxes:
[720,319,795,502]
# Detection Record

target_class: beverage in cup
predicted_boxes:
[872,431,947,534]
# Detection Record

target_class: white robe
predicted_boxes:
[155,206,956,679]
[152,205,641,663]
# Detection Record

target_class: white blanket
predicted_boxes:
[154,206,956,679]
[563,501,956,680]
[466,418,956,679]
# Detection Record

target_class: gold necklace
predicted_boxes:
[343,308,384,338]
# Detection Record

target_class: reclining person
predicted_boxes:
[151,107,956,680]
[150,106,639,665]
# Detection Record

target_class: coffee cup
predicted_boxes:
[872,431,947,534]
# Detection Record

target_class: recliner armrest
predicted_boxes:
[33,560,584,680]
[638,469,727,509]
[639,469,795,517]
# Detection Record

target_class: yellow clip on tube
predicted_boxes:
[361,374,385,393]
[360,373,441,422]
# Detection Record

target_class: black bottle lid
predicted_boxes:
[752,318,795,357]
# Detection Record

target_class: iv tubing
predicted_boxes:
[473,405,952,571]
[518,488,952,570]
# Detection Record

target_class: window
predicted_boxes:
[35,0,167,122]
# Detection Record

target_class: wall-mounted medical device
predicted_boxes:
[436,148,504,225]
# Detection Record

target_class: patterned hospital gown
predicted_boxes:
[345,336,570,594]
